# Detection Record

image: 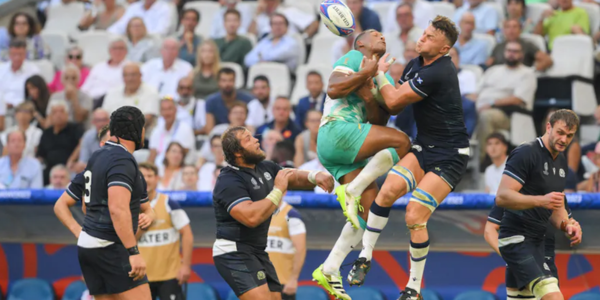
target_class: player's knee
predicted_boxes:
[529,276,560,300]
[392,130,411,156]
[409,188,438,213]
[507,288,534,299]
[378,183,404,206]
[405,205,428,230]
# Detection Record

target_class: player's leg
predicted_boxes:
[529,277,563,300]
[155,279,184,300]
[271,292,283,300]
[259,251,284,300]
[238,285,272,300]
[506,265,534,300]
[214,252,273,300]
[115,283,151,300]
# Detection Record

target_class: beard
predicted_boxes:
[506,59,519,67]
[222,87,234,97]
[241,148,266,165]
[179,95,191,105]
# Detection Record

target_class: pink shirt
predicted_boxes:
[48,67,91,93]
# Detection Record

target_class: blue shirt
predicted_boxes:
[256,120,302,144]
[0,156,43,189]
[358,7,382,31]
[178,34,202,66]
[453,3,499,34]
[244,34,299,70]
[295,93,325,129]
[205,91,254,125]
[454,38,489,66]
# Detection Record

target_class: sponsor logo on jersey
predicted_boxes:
[251,177,260,189]
[412,145,422,152]
[257,270,266,280]
[543,162,549,175]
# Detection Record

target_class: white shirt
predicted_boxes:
[107,0,172,36]
[198,161,217,191]
[298,158,338,193]
[156,104,194,130]
[81,60,127,99]
[385,27,424,62]
[485,160,506,195]
[384,0,435,34]
[210,5,253,39]
[246,98,274,128]
[256,6,316,38]
[0,125,42,158]
[149,120,196,166]
[141,58,193,98]
[0,61,40,108]
[102,83,160,116]
[458,68,477,96]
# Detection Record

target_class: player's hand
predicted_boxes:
[176,264,191,285]
[138,213,153,230]
[282,278,298,295]
[539,192,564,210]
[377,53,395,74]
[315,172,335,193]
[566,224,582,246]
[360,55,378,76]
[128,254,147,281]
[274,168,294,191]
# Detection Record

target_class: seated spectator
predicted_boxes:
[534,0,589,50]
[386,3,424,60]
[108,0,173,36]
[102,62,160,127]
[48,46,90,93]
[484,132,508,194]
[249,0,318,40]
[173,77,206,135]
[72,108,110,173]
[384,0,433,33]
[50,64,93,126]
[78,0,125,31]
[46,164,70,189]
[506,0,534,33]
[296,71,325,129]
[204,68,253,133]
[262,129,283,160]
[37,99,83,184]
[0,39,40,112]
[81,37,128,100]
[0,129,43,189]
[294,110,321,167]
[246,76,273,128]
[25,76,51,129]
[178,8,202,66]
[191,40,221,99]
[256,96,302,143]
[210,0,253,39]
[271,140,295,168]
[141,38,193,97]
[0,13,49,61]
[449,47,477,137]
[126,17,160,63]
[585,143,600,192]
[180,164,199,191]
[148,97,196,166]
[198,135,226,191]
[157,142,185,190]
[454,12,488,66]
[474,41,537,160]
[215,9,254,68]
[347,0,382,32]
[453,0,499,35]
[245,13,299,71]
[0,102,42,157]
[488,19,552,72]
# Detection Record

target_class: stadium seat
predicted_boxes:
[510,112,536,146]
[238,1,257,17]
[454,290,497,300]
[184,1,221,36]
[347,287,385,300]
[221,62,245,89]
[421,288,443,300]
[186,283,218,300]
[369,2,393,26]
[460,64,483,86]
[473,33,496,56]
[166,2,178,36]
[431,2,456,19]
[247,62,291,97]
[520,33,547,53]
[133,149,150,163]
[296,286,329,300]
[7,278,54,300]
[290,32,307,65]
[33,59,55,83]
[581,124,600,145]
[290,64,332,105]
[571,292,600,300]
[40,31,70,69]
[76,31,116,67]
[309,34,344,65]
[243,33,258,47]
[226,290,239,300]
[44,2,86,37]
[61,280,86,300]
[575,2,600,35]
[526,3,552,24]
[486,2,506,27]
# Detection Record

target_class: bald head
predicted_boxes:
[123,62,142,90]
[162,38,179,64]
[177,76,193,98]
[92,108,110,130]
[459,12,476,36]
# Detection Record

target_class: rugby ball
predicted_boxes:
[319,0,356,37]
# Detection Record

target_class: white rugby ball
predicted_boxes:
[319,0,356,37]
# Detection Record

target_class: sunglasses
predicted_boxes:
[68,54,82,60]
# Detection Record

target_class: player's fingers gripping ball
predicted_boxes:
[320,0,356,37]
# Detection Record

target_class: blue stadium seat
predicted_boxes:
[421,288,443,300]
[454,290,496,300]
[61,281,87,300]
[347,287,385,300]
[226,290,240,300]
[186,283,218,300]
[297,286,329,300]
[7,278,54,300]
[571,292,600,300]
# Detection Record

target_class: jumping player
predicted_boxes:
[494,109,582,300]
[344,16,469,300]
[311,29,411,300]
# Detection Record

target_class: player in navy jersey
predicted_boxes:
[345,16,468,300]
[212,126,334,300]
[495,109,582,300]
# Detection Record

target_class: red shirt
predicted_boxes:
[47,67,91,93]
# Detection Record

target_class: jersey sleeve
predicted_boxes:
[264,160,283,178]
[503,144,535,185]
[564,196,572,218]
[407,66,441,98]
[213,175,252,214]
[399,60,414,84]
[287,207,306,236]
[167,198,191,230]
[332,50,363,74]
[487,204,504,225]
[106,157,138,192]
[66,172,85,202]
[140,176,149,203]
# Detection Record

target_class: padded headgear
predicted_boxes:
[110,106,145,150]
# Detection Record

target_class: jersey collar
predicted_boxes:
[105,141,129,152]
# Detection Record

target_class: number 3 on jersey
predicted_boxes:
[84,170,92,203]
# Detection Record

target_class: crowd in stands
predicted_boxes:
[0,0,598,194]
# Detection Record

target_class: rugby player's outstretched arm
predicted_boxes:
[287,169,335,193]
[54,192,82,238]
[108,186,137,248]
[550,206,582,246]
[483,221,501,256]
[496,175,564,210]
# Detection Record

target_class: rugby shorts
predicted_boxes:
[410,140,469,191]
[214,250,282,297]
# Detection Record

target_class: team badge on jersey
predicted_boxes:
[257,271,266,280]
[264,172,272,181]
[543,162,549,175]
[559,168,565,178]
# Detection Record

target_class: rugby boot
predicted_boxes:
[312,264,352,300]
[335,184,363,229]
[397,287,423,300]
[347,257,371,286]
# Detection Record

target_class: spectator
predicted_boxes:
[245,13,299,71]
[295,71,325,129]
[0,39,40,111]
[585,143,600,192]
[72,108,110,173]
[148,97,196,166]
[198,135,226,191]
[449,47,477,137]
[388,62,405,83]
[174,77,206,135]
[0,129,43,189]
[332,32,358,63]
[141,38,193,97]
[346,0,382,32]
[246,75,273,128]
[25,75,50,129]
[249,0,318,40]
[102,62,160,127]
[37,99,83,184]
[454,12,488,66]
[475,41,537,159]
[50,64,94,126]
[204,68,253,133]
[158,142,186,190]
[534,0,589,51]
[46,164,70,189]
[108,0,173,36]
[266,200,307,300]
[271,140,295,168]
[506,0,534,33]
[125,17,160,63]
[262,129,283,160]
[178,8,202,66]
[198,101,249,165]
[453,0,499,35]
[386,3,424,61]
[484,132,508,194]
[0,102,42,157]
[488,19,553,72]
[78,0,125,31]
[215,9,254,68]
[403,40,419,63]
[0,13,49,61]
[210,0,253,39]
[256,96,302,143]
[191,40,221,99]
[180,164,199,191]
[81,37,128,100]
[294,110,321,167]
[48,46,91,93]
[384,0,434,34]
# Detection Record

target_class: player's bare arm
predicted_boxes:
[374,63,423,115]
[327,56,377,99]
[135,202,155,240]
[177,224,194,284]
[54,192,82,238]
[496,175,564,210]
[287,169,335,193]
[355,80,389,126]
[549,207,582,246]
[483,221,501,256]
